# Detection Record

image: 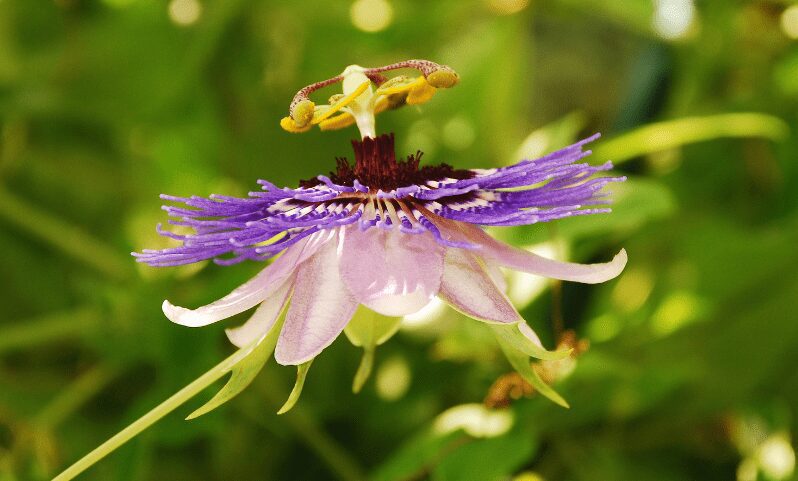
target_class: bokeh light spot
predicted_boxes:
[652,0,695,40]
[758,434,796,480]
[375,355,412,401]
[781,5,798,40]
[486,0,530,16]
[168,0,202,27]
[650,291,704,336]
[350,0,394,33]
[442,116,476,151]
[611,267,654,313]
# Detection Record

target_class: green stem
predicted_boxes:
[594,112,789,165]
[0,186,131,281]
[52,347,251,481]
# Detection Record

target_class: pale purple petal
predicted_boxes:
[162,231,331,327]
[224,277,293,348]
[460,224,627,284]
[438,248,521,323]
[339,226,445,316]
[275,234,359,365]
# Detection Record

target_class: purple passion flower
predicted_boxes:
[134,60,627,405]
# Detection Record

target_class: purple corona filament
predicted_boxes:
[134,134,623,268]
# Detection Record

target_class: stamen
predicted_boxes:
[280,59,459,137]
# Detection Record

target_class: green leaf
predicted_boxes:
[370,429,465,481]
[431,431,537,481]
[593,112,789,165]
[277,361,313,415]
[490,323,572,362]
[186,318,283,420]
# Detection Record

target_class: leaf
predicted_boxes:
[186,317,283,420]
[431,431,537,481]
[490,323,572,362]
[370,429,465,481]
[593,112,789,165]
[277,361,312,415]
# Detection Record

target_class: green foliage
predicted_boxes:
[1,0,798,480]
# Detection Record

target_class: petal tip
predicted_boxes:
[162,299,205,327]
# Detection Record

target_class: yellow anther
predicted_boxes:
[426,68,459,88]
[280,116,313,133]
[374,76,419,97]
[374,95,395,114]
[311,81,371,125]
[290,99,316,127]
[319,112,357,131]
[406,77,436,105]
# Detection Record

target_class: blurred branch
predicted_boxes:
[35,366,117,430]
[0,306,100,355]
[594,113,790,165]
[0,186,132,282]
[244,382,367,481]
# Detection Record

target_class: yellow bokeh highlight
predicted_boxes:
[350,0,394,33]
[487,0,530,15]
[168,0,202,26]
[781,5,798,40]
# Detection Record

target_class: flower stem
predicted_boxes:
[52,347,251,481]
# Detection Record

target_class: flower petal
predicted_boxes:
[275,233,359,365]
[224,277,294,348]
[338,227,445,316]
[460,223,627,284]
[438,248,521,323]
[163,230,333,327]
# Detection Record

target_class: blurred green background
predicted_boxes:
[2,0,798,480]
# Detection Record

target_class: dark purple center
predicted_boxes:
[300,133,473,191]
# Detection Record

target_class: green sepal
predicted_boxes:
[186,317,283,420]
[344,306,400,393]
[278,360,313,414]
[344,306,402,347]
[494,331,570,409]
[490,323,572,361]
[352,347,375,394]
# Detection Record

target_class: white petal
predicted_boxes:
[460,224,627,284]
[163,230,333,327]
[275,234,358,365]
[224,277,293,348]
[438,248,521,323]
[338,227,444,316]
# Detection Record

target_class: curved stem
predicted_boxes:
[52,347,251,481]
